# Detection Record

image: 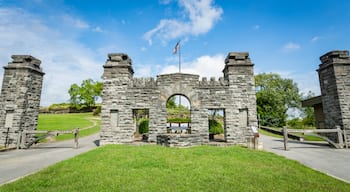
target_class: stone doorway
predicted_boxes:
[166,95,191,134]
[133,109,149,141]
[208,109,226,142]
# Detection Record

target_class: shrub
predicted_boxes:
[139,118,149,134]
[167,117,191,123]
[287,118,303,129]
[209,119,223,134]
[93,106,101,116]
[48,103,71,111]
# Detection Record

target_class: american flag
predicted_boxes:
[173,41,180,54]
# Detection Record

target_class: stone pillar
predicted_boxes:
[0,55,44,147]
[318,50,350,139]
[100,53,134,145]
[223,52,257,144]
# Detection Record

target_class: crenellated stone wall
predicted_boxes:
[100,52,258,146]
[0,55,44,147]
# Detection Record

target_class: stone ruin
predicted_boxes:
[100,52,258,147]
[0,55,44,148]
[2,50,348,148]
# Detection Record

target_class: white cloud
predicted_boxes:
[0,8,102,106]
[291,72,320,95]
[160,54,225,78]
[131,54,225,79]
[311,36,319,42]
[143,0,223,45]
[159,0,173,4]
[134,65,153,77]
[311,36,322,43]
[92,26,103,32]
[254,25,260,30]
[62,14,90,29]
[283,42,300,52]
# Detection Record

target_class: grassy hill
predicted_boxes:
[37,113,100,141]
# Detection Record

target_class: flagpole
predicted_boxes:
[178,42,181,73]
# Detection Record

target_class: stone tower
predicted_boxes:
[223,52,257,143]
[0,55,45,147]
[318,50,350,140]
[100,53,134,145]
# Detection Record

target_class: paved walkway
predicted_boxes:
[260,134,350,183]
[0,134,99,185]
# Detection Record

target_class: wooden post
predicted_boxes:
[344,129,348,149]
[251,126,259,150]
[335,126,344,148]
[74,128,79,149]
[283,126,288,151]
[16,130,22,149]
[4,127,9,148]
[20,130,27,149]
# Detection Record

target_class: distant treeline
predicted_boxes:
[40,103,101,115]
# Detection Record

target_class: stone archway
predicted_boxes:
[166,94,191,134]
[100,52,258,147]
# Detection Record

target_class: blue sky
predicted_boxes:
[1,0,350,106]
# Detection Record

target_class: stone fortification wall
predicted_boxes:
[100,52,257,146]
[0,55,44,147]
[318,50,350,141]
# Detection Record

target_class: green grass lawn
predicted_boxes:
[38,113,94,130]
[259,128,283,138]
[1,145,349,192]
[259,127,326,142]
[37,113,100,142]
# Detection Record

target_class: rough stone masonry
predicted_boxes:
[0,55,44,148]
[317,50,350,142]
[100,52,258,146]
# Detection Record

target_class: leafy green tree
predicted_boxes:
[209,119,224,134]
[68,79,103,110]
[300,91,316,127]
[255,73,301,127]
[166,96,177,108]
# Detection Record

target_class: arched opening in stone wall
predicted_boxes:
[133,109,149,141]
[166,95,191,134]
[208,109,226,142]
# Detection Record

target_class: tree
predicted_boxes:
[68,79,103,110]
[300,91,316,127]
[166,96,176,108]
[255,73,301,127]
[209,119,224,134]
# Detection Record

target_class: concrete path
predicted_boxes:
[260,134,350,183]
[0,133,99,185]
